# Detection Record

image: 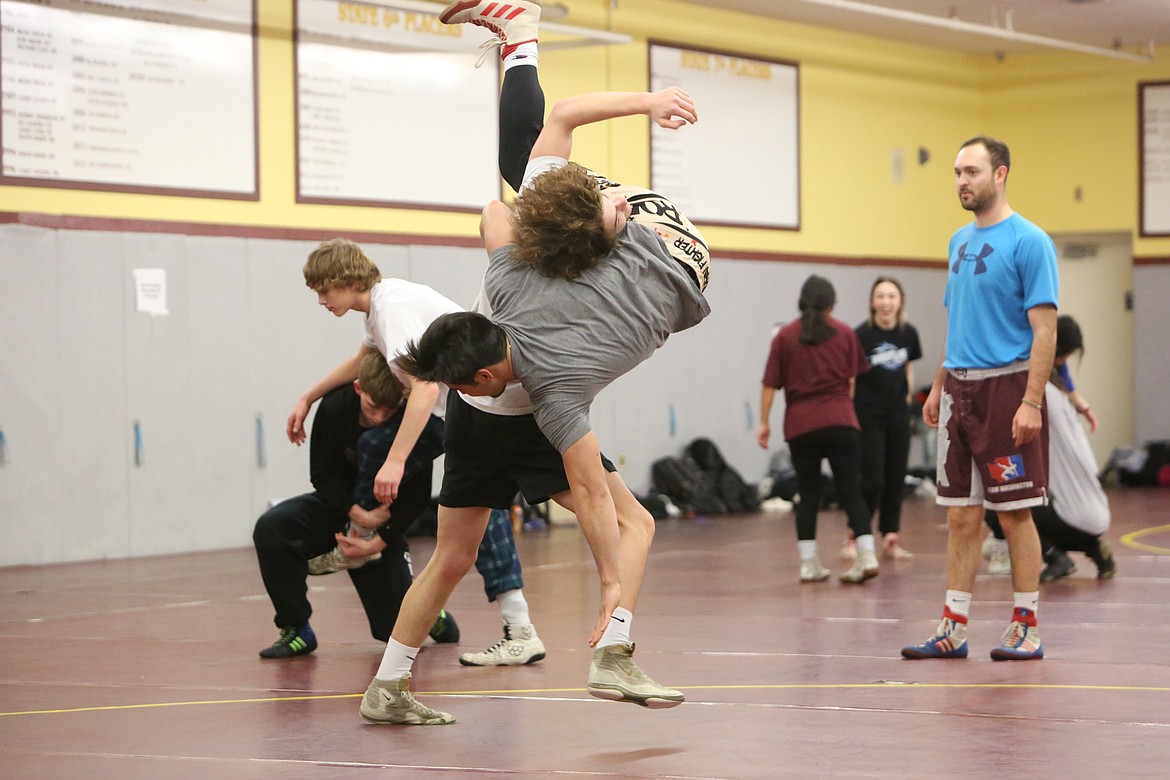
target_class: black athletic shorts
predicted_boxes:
[439,392,616,509]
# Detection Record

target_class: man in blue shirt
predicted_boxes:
[902,135,1058,662]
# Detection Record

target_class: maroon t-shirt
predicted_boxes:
[762,315,870,441]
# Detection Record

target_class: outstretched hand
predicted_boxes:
[589,581,622,647]
[649,86,697,130]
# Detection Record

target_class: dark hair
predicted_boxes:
[959,135,1011,175]
[1056,314,1084,360]
[395,312,507,385]
[798,274,837,345]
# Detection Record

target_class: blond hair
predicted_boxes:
[303,238,381,292]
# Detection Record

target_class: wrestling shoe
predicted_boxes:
[258,625,317,659]
[1090,540,1117,580]
[439,0,541,60]
[307,545,381,576]
[428,609,461,644]
[839,549,879,584]
[587,643,684,708]
[359,674,455,726]
[882,532,914,559]
[799,557,831,582]
[1039,548,1077,582]
[901,608,969,659]
[990,608,1043,660]
[459,622,546,666]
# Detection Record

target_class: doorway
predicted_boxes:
[1053,231,1134,467]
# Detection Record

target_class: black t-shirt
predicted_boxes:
[853,321,923,419]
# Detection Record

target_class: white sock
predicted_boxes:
[504,43,538,70]
[798,540,818,560]
[1014,592,1039,614]
[497,588,530,626]
[375,637,418,681]
[855,533,876,554]
[596,607,633,649]
[945,589,972,619]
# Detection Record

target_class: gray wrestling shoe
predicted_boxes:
[359,674,455,726]
[586,643,684,709]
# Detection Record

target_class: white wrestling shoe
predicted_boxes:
[439,0,542,61]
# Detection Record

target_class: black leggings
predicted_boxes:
[788,426,872,542]
[983,504,1104,557]
[858,413,912,535]
[499,64,544,191]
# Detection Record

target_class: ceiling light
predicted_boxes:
[788,0,1154,62]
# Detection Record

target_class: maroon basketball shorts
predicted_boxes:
[935,362,1049,511]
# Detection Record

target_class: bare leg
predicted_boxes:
[999,507,1042,592]
[554,473,682,708]
[389,505,491,647]
[553,471,655,611]
[945,504,985,591]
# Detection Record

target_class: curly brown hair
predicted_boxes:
[511,163,617,279]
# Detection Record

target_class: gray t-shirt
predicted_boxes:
[485,220,710,452]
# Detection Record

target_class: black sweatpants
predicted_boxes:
[252,467,429,642]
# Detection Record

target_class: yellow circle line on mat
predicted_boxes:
[5,682,1170,717]
[1120,523,1170,554]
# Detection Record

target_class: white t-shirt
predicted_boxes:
[361,279,463,420]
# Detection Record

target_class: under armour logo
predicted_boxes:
[952,242,993,275]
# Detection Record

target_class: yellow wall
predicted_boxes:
[2,0,1168,260]
[982,53,1170,258]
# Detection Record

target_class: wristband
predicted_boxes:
[1021,398,1042,411]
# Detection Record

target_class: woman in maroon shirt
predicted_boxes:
[758,275,877,584]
